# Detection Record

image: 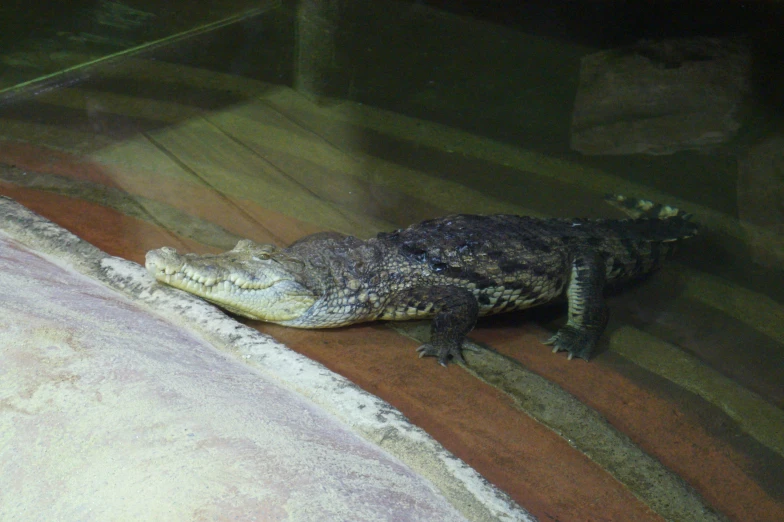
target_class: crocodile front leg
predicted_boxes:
[545,250,609,360]
[386,286,479,366]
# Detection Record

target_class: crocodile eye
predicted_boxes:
[430,262,448,272]
[253,253,271,261]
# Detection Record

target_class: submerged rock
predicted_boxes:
[570,37,750,156]
[737,134,784,267]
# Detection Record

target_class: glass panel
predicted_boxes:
[1,1,782,520]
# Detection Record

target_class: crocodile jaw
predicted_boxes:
[145,240,316,323]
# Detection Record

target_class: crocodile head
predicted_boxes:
[145,239,317,323]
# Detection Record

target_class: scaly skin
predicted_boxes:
[145,196,698,366]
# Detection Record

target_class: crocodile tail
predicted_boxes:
[604,194,692,220]
[604,194,699,241]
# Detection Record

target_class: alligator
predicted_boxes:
[145,195,698,366]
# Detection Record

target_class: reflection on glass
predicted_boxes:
[0,2,782,521]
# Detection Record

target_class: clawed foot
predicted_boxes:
[417,342,466,367]
[544,326,598,361]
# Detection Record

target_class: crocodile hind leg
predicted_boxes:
[545,250,608,360]
[386,286,479,366]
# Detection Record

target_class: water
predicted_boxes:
[0,1,782,520]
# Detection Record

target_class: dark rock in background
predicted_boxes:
[570,37,750,156]
[737,134,784,268]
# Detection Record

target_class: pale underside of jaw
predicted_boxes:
[148,264,316,323]
[144,246,317,322]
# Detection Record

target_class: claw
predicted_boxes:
[447,349,466,366]
[417,342,464,367]
[416,343,434,358]
[543,327,597,361]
